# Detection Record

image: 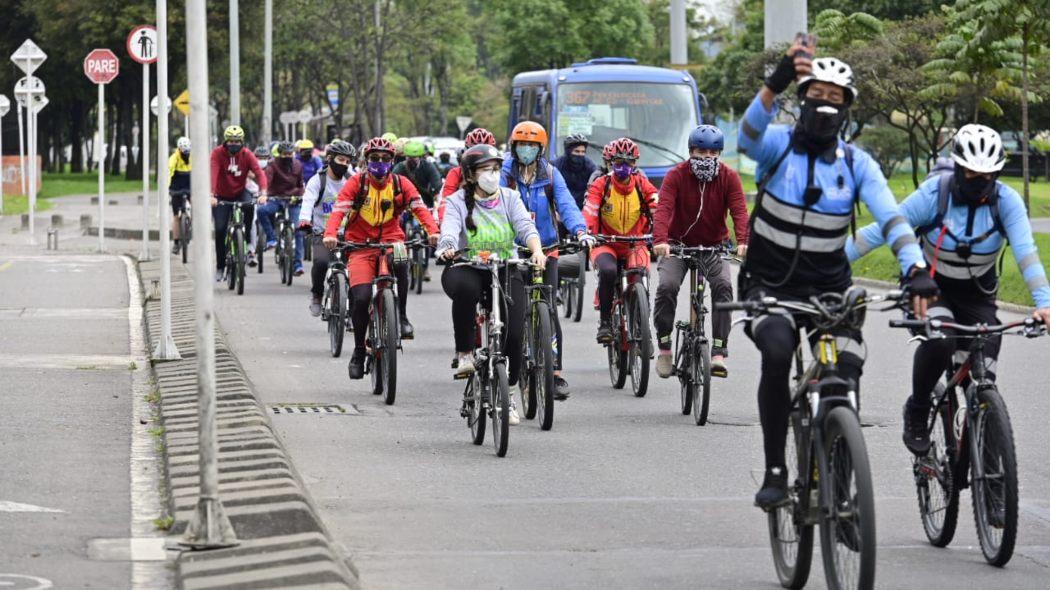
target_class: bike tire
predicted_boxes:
[492,361,510,458]
[469,371,486,445]
[572,268,585,323]
[532,300,556,431]
[562,282,573,319]
[693,339,712,426]
[677,337,693,415]
[971,386,1018,567]
[379,289,398,406]
[608,307,628,389]
[329,276,347,358]
[769,410,814,589]
[414,251,424,295]
[235,228,246,296]
[520,323,538,421]
[627,282,651,398]
[917,382,959,547]
[283,228,295,286]
[226,231,237,291]
[180,214,191,264]
[255,222,265,274]
[819,406,876,590]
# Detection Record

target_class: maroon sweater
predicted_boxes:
[653,161,749,247]
[265,158,305,197]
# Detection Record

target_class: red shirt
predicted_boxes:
[652,161,749,247]
[324,173,439,243]
[210,146,267,199]
[582,173,659,236]
[435,165,463,222]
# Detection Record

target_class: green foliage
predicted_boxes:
[809,0,940,21]
[855,125,911,177]
[813,9,884,51]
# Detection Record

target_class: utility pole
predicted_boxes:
[262,0,272,144]
[670,0,687,66]
[229,0,240,125]
[765,0,808,49]
[154,0,180,360]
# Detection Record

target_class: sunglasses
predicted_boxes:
[368,154,393,163]
[611,157,636,166]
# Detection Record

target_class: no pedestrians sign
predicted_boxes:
[126,25,158,65]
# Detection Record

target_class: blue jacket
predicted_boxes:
[552,154,597,208]
[501,155,586,247]
[848,176,1050,308]
[298,154,324,184]
[738,92,923,291]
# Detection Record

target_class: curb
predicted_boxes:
[138,259,359,590]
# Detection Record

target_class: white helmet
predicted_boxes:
[951,124,1005,174]
[176,136,191,151]
[798,57,858,102]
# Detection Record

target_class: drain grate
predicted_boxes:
[268,403,358,415]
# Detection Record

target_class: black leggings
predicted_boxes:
[594,253,618,321]
[212,191,255,271]
[350,262,409,349]
[442,265,526,385]
[310,236,330,299]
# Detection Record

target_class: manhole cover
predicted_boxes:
[268,403,358,415]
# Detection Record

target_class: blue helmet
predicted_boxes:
[688,125,724,151]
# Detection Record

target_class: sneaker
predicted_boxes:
[596,321,613,344]
[265,239,278,251]
[755,465,789,510]
[400,317,415,340]
[455,353,475,378]
[293,264,305,276]
[656,351,674,378]
[711,355,728,378]
[508,399,521,425]
[902,402,932,456]
[348,348,366,380]
[309,297,322,317]
[423,269,432,282]
[554,376,570,401]
[215,269,225,282]
[247,256,258,268]
[172,241,181,255]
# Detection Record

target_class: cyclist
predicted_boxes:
[846,124,1050,455]
[436,152,454,178]
[553,133,596,209]
[652,125,750,379]
[296,139,324,182]
[502,120,593,400]
[582,137,658,344]
[211,125,268,282]
[588,142,616,185]
[437,144,546,426]
[299,141,356,316]
[437,128,497,222]
[258,141,306,274]
[322,137,440,380]
[737,42,936,509]
[169,136,192,255]
[393,140,443,281]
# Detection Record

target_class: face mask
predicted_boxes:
[476,169,502,195]
[690,156,720,182]
[258,160,269,169]
[612,162,633,181]
[368,160,392,179]
[226,144,243,155]
[300,151,312,160]
[798,98,848,147]
[568,154,588,168]
[179,149,190,157]
[953,165,995,206]
[407,158,418,170]
[279,157,293,170]
[515,144,540,165]
[329,162,349,178]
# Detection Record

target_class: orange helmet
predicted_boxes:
[510,121,548,150]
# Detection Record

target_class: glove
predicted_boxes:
[765,52,798,95]
[904,269,939,298]
[297,220,313,232]
[577,233,596,248]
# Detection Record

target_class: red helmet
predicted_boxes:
[601,142,616,161]
[609,137,639,161]
[363,137,395,157]
[464,128,496,148]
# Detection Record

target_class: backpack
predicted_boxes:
[314,166,349,209]
[914,172,1007,281]
[598,173,653,234]
[351,171,403,213]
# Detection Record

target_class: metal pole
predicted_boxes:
[670,0,687,66]
[140,62,151,260]
[154,0,180,360]
[0,108,4,215]
[182,0,237,550]
[764,0,808,49]
[27,70,36,246]
[262,0,272,144]
[98,83,106,252]
[17,101,25,199]
[229,0,240,126]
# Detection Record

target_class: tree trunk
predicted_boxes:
[70,99,84,173]
[908,130,919,189]
[1020,25,1031,214]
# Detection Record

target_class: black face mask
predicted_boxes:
[797,98,848,151]
[279,157,293,171]
[226,143,243,155]
[329,162,349,178]
[953,165,996,206]
[567,154,588,169]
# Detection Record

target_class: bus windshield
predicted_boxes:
[555,82,697,167]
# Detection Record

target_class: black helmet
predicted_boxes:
[563,132,589,152]
[276,141,295,155]
[325,140,356,160]
[253,146,270,158]
[459,144,503,180]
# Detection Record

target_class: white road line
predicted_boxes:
[0,501,65,513]
[0,353,134,370]
[0,308,127,320]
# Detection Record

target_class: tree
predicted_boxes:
[812,9,883,52]
[809,0,940,21]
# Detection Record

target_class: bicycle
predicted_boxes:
[558,246,588,323]
[595,234,653,398]
[451,250,524,458]
[320,241,350,358]
[889,315,1045,567]
[216,200,255,296]
[718,287,904,590]
[171,190,193,265]
[254,218,266,273]
[515,244,561,431]
[405,214,427,295]
[669,243,736,426]
[271,196,300,286]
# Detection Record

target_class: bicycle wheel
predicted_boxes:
[530,300,556,431]
[491,361,510,458]
[627,282,651,398]
[608,306,628,389]
[226,231,237,291]
[677,337,693,415]
[180,214,191,264]
[819,406,876,590]
[235,228,246,296]
[520,318,538,421]
[468,370,486,445]
[375,289,399,406]
[413,249,424,295]
[283,228,295,286]
[693,339,712,426]
[769,410,814,589]
[916,382,959,547]
[329,276,347,358]
[255,222,265,273]
[971,386,1018,566]
[572,269,585,323]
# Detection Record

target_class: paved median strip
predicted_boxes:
[138,259,359,590]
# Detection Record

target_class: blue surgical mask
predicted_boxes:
[515,144,540,165]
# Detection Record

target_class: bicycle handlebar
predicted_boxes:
[213,199,257,207]
[889,316,1045,338]
[594,234,652,244]
[716,289,906,323]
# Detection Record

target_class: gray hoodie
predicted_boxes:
[438,187,539,259]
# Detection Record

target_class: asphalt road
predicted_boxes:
[204,251,1050,590]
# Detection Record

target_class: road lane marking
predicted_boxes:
[0,501,64,513]
[0,261,12,272]
[0,353,133,370]
[0,308,127,320]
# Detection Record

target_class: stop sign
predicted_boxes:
[83,49,119,84]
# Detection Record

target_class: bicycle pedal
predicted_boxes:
[453,373,469,381]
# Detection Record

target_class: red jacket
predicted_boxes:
[582,173,658,236]
[652,161,749,247]
[324,173,438,243]
[435,165,463,222]
[264,158,304,197]
[210,146,267,199]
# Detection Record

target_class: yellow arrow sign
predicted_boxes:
[174,89,190,115]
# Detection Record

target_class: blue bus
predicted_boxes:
[508,57,704,186]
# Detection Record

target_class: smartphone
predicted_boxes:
[794,32,816,59]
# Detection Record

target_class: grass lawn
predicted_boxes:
[2,172,156,216]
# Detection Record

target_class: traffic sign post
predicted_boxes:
[154,0,180,361]
[151,95,172,116]
[456,116,472,138]
[129,25,158,261]
[174,89,190,135]
[84,48,120,253]
[279,110,297,140]
[0,95,8,215]
[298,109,312,139]
[11,40,46,244]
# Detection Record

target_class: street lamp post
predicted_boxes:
[154,0,180,360]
